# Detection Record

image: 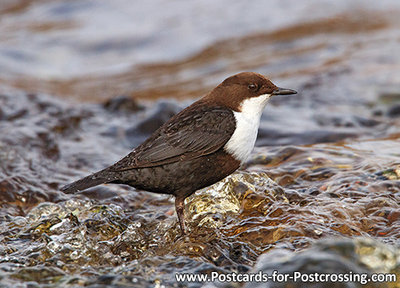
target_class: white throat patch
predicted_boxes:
[224,94,271,163]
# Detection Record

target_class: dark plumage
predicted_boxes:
[61,72,297,234]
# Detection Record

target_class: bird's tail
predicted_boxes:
[60,168,117,194]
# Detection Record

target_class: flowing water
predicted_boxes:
[1,1,400,287]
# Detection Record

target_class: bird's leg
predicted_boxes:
[175,197,186,235]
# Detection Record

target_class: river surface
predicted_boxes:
[1,1,400,287]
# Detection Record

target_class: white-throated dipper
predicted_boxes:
[61,72,297,234]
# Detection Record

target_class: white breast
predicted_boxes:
[224,94,271,163]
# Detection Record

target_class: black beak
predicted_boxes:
[272,87,297,96]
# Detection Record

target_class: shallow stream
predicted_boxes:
[1,1,400,287]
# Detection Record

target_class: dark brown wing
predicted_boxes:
[110,102,236,170]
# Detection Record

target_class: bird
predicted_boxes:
[61,72,297,234]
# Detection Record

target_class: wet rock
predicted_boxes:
[10,266,66,284]
[379,92,400,104]
[313,114,355,128]
[0,179,18,202]
[37,132,60,160]
[376,168,400,181]
[125,100,182,144]
[185,171,283,231]
[3,108,28,121]
[372,108,384,117]
[353,116,382,127]
[387,104,400,118]
[103,95,144,113]
[243,237,398,288]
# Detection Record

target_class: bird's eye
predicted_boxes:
[248,83,258,91]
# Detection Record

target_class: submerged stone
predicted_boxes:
[243,237,399,288]
[185,171,283,230]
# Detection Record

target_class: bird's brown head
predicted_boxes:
[205,72,297,112]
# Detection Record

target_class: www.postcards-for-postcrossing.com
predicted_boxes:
[175,270,397,285]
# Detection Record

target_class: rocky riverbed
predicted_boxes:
[1,1,400,287]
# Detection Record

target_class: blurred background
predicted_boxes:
[1,0,399,102]
[1,1,400,287]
